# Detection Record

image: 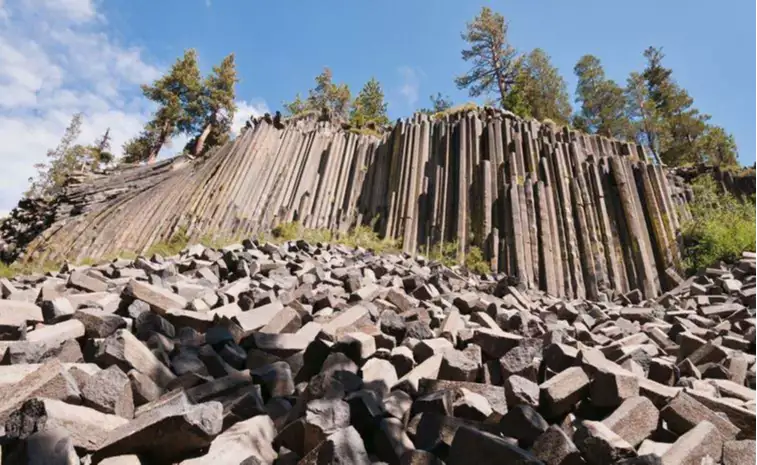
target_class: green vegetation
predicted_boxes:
[184,53,239,156]
[465,246,491,275]
[681,176,756,272]
[283,68,352,120]
[419,93,454,115]
[572,55,630,139]
[428,102,479,120]
[26,114,114,198]
[145,225,190,257]
[271,222,302,241]
[426,241,459,267]
[271,221,399,254]
[505,48,572,125]
[455,7,518,108]
[122,49,238,163]
[338,225,399,254]
[350,77,390,128]
[424,240,491,275]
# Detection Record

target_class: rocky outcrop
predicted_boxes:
[671,164,756,200]
[1,108,691,299]
[0,240,754,463]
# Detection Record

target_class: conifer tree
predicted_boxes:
[283,93,308,117]
[124,49,202,163]
[573,55,631,138]
[698,125,739,166]
[282,68,352,120]
[419,93,454,115]
[86,128,114,169]
[188,53,238,156]
[625,71,662,163]
[639,46,735,166]
[455,7,518,107]
[505,49,571,124]
[27,115,115,197]
[429,93,453,113]
[350,77,389,127]
[27,113,83,197]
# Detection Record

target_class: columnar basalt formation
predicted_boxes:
[1,108,692,299]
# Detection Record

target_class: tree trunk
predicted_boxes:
[147,123,171,164]
[193,123,213,157]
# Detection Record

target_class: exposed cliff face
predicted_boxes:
[670,164,756,200]
[0,108,691,299]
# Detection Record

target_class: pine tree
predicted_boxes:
[419,93,454,115]
[697,125,738,166]
[189,53,238,156]
[86,128,114,169]
[429,93,453,113]
[122,126,159,164]
[350,77,389,127]
[26,114,114,197]
[625,72,662,163]
[640,46,721,166]
[283,93,308,117]
[505,49,571,125]
[573,55,631,138]
[26,113,83,197]
[128,49,203,163]
[282,68,352,120]
[308,68,351,120]
[455,6,518,107]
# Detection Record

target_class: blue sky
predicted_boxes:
[0,0,754,213]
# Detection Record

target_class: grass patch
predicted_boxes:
[426,241,459,267]
[465,246,491,275]
[271,222,301,242]
[681,176,756,273]
[0,259,63,278]
[430,102,478,120]
[268,221,398,254]
[198,230,246,249]
[349,127,383,138]
[425,241,491,274]
[337,225,400,254]
[145,225,190,258]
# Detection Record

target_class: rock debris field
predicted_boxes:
[0,239,754,464]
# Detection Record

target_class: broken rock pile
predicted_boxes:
[0,239,754,464]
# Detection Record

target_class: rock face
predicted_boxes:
[0,235,753,464]
[1,108,690,301]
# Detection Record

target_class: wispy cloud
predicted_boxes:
[0,0,266,214]
[204,0,211,7]
[398,66,422,108]
[232,100,269,135]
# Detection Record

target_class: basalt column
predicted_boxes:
[10,108,689,300]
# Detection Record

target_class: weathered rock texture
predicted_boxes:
[671,164,756,200]
[1,108,690,300]
[0,239,753,464]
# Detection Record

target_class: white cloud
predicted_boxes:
[0,0,156,211]
[398,66,422,108]
[29,0,96,23]
[232,100,269,135]
[205,0,211,7]
[0,0,267,214]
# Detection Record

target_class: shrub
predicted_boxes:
[681,176,756,272]
[465,246,491,275]
[427,241,459,267]
[302,228,333,244]
[146,225,190,257]
[339,225,399,254]
[0,262,14,278]
[271,222,301,241]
